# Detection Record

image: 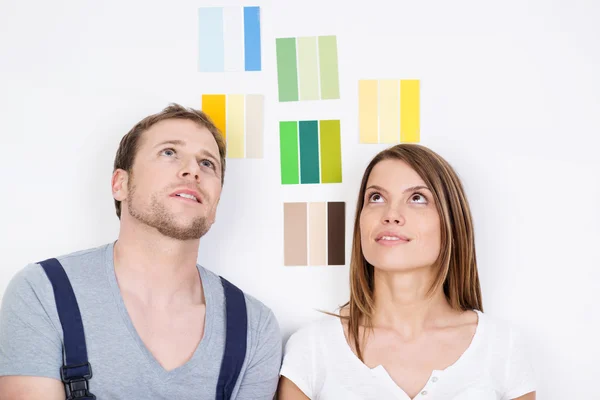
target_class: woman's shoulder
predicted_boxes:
[474,311,537,395]
[285,313,344,348]
[476,310,525,346]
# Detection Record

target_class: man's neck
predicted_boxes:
[113,222,203,309]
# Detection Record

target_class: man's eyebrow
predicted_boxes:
[153,139,186,149]
[198,148,219,163]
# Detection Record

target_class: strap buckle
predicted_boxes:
[60,363,96,400]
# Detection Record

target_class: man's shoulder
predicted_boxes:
[198,266,280,339]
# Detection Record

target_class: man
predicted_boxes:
[0,104,282,399]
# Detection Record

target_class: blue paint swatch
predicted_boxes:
[243,7,261,71]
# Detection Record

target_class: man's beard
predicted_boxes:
[127,181,211,241]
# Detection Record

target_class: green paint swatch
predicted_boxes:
[319,120,342,183]
[299,121,320,184]
[297,37,319,101]
[318,36,340,100]
[280,121,299,184]
[276,38,299,102]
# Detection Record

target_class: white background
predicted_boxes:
[1,0,599,398]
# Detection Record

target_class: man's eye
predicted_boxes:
[200,159,214,168]
[160,148,176,157]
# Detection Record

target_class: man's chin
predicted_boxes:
[155,221,210,241]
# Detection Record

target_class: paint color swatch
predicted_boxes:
[279,120,342,184]
[276,36,340,102]
[201,94,264,158]
[283,202,345,266]
[198,6,262,72]
[358,79,420,143]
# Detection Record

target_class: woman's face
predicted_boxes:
[359,159,441,272]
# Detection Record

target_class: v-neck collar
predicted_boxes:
[104,242,215,381]
[333,311,484,399]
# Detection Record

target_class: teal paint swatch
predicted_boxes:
[299,121,320,184]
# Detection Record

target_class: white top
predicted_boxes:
[280,311,536,400]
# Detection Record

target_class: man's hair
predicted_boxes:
[112,103,226,219]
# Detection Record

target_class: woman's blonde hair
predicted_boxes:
[343,144,482,361]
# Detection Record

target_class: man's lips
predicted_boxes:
[170,188,202,203]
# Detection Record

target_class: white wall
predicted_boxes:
[1,0,599,398]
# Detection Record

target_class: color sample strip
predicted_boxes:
[319,120,342,183]
[198,8,225,72]
[327,202,345,265]
[243,6,261,71]
[284,203,307,266]
[245,94,263,158]
[400,80,420,143]
[299,121,320,184]
[276,38,299,102]
[297,37,319,101]
[202,95,227,139]
[359,80,378,143]
[279,122,299,184]
[379,80,400,143]
[222,7,244,72]
[226,95,244,158]
[318,36,340,100]
[309,202,327,266]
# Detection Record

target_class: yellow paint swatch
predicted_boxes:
[202,94,227,139]
[400,80,420,143]
[359,80,378,143]
[379,80,400,144]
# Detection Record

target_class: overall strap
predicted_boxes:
[39,258,96,400]
[216,276,248,400]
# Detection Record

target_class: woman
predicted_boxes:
[278,144,536,399]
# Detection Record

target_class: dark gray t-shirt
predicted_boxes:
[0,243,282,399]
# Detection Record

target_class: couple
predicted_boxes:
[0,104,535,399]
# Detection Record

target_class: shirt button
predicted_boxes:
[421,390,428,396]
[431,377,438,383]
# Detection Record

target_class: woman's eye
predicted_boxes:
[369,193,384,203]
[411,193,428,204]
[161,148,176,157]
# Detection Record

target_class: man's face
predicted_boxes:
[114,119,223,241]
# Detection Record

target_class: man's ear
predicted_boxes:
[112,169,129,202]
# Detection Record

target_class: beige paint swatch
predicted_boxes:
[308,202,326,265]
[246,94,264,158]
[283,202,307,266]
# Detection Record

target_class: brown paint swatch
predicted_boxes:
[308,202,326,265]
[327,202,345,265]
[284,202,308,266]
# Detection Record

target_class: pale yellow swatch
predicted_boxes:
[226,95,244,158]
[359,80,378,143]
[379,80,400,144]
